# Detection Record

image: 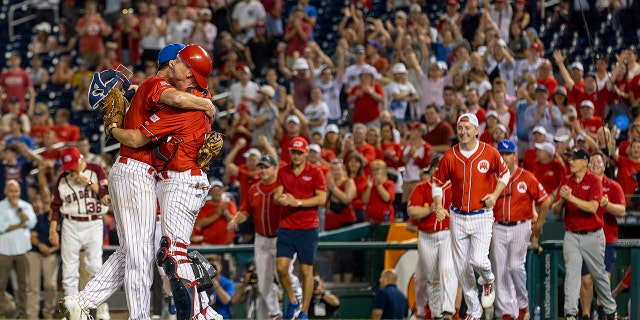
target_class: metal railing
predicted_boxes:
[8,1,59,39]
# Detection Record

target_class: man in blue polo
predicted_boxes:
[371,269,408,320]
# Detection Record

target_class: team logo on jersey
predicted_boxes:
[150,114,160,122]
[604,187,610,192]
[582,185,591,190]
[546,171,554,176]
[302,176,312,181]
[517,181,527,193]
[477,160,490,173]
[293,140,305,148]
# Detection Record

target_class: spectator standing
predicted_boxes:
[274,137,327,319]
[279,55,313,111]
[224,139,261,209]
[248,86,280,148]
[51,109,80,144]
[550,149,618,319]
[112,8,141,66]
[613,140,640,205]
[364,160,395,222]
[348,70,384,127]
[317,62,345,125]
[0,180,37,317]
[288,0,317,39]
[304,87,329,137]
[522,85,564,138]
[343,44,378,92]
[0,54,35,114]
[244,22,276,74]
[387,63,419,126]
[401,123,432,207]
[262,0,284,37]
[232,0,267,45]
[229,66,261,114]
[188,8,218,56]
[193,181,237,245]
[371,269,409,320]
[346,153,368,223]
[139,4,167,65]
[166,6,194,45]
[325,159,357,231]
[423,104,455,153]
[75,0,112,68]
[487,0,513,41]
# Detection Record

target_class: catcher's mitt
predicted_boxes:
[197,131,224,168]
[102,88,128,137]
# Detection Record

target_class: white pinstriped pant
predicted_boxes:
[418,230,458,317]
[449,210,495,319]
[79,157,157,320]
[490,221,531,318]
[156,169,218,319]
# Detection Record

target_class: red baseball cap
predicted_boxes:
[290,137,308,152]
[237,102,249,114]
[447,0,458,5]
[62,147,81,171]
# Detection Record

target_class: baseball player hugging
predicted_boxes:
[49,147,110,297]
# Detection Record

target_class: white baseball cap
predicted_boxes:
[580,100,595,109]
[210,180,224,188]
[293,58,309,70]
[325,124,339,134]
[535,141,556,155]
[486,110,499,119]
[243,148,261,158]
[260,85,275,98]
[457,113,479,127]
[532,126,547,135]
[392,63,408,74]
[286,115,301,125]
[493,123,508,133]
[569,61,584,71]
[308,144,321,153]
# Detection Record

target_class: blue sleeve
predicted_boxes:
[221,277,235,304]
[372,290,388,310]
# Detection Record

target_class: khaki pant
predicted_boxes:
[25,251,59,318]
[0,254,28,317]
[402,181,419,203]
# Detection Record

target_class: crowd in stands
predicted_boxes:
[2,0,640,317]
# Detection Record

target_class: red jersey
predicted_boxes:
[29,125,50,142]
[40,148,62,162]
[521,148,537,172]
[121,76,174,164]
[555,171,603,231]
[52,124,80,143]
[570,85,608,119]
[325,179,356,231]
[232,164,261,209]
[432,142,509,212]
[276,161,327,230]
[0,69,32,112]
[494,167,549,222]
[532,159,566,195]
[599,176,624,243]
[350,83,384,124]
[579,116,603,136]
[241,181,281,237]
[320,148,336,164]
[352,174,368,211]
[614,155,640,204]
[194,200,237,245]
[76,16,107,54]
[365,179,396,222]
[407,181,452,233]
[381,142,403,169]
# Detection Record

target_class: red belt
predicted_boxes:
[119,157,154,175]
[63,214,102,222]
[156,169,202,180]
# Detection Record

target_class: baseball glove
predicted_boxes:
[197,131,224,168]
[102,88,128,137]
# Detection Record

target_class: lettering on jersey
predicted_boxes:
[160,81,171,86]
[302,176,312,181]
[546,170,554,176]
[603,187,610,192]
[477,160,490,173]
[150,114,160,122]
[517,181,527,193]
[253,192,260,197]
[581,185,591,190]
[64,190,95,204]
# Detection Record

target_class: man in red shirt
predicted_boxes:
[407,155,457,319]
[284,7,312,63]
[578,100,603,137]
[228,154,302,319]
[193,181,237,245]
[274,137,327,320]
[0,54,35,113]
[551,149,617,320]
[348,70,384,127]
[423,104,455,153]
[535,59,558,102]
[491,140,550,320]
[51,109,80,144]
[579,152,626,319]
[223,137,261,209]
[431,113,510,320]
[75,0,112,67]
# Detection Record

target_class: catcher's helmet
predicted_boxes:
[88,69,123,109]
[178,45,212,90]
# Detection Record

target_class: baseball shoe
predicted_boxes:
[518,307,530,320]
[605,312,617,320]
[295,311,309,320]
[441,311,454,320]
[166,296,176,315]
[269,315,283,320]
[565,315,578,320]
[96,303,110,320]
[464,315,478,320]
[283,300,301,320]
[481,282,496,308]
[59,296,90,320]
[581,315,592,320]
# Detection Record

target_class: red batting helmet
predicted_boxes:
[178,44,213,90]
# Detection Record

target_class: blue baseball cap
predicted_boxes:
[157,43,186,64]
[497,139,516,153]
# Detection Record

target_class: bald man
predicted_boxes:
[371,269,408,320]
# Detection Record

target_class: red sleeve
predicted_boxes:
[492,147,509,180]
[49,173,66,221]
[431,151,452,186]
[349,85,361,98]
[508,109,517,135]
[314,166,327,192]
[588,174,604,202]
[527,172,549,205]
[375,83,385,96]
[385,180,396,202]
[609,179,626,206]
[71,126,80,142]
[621,265,631,289]
[275,166,285,188]
[407,182,429,207]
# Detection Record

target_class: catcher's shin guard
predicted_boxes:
[163,256,199,320]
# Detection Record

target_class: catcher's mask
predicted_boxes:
[88,66,132,109]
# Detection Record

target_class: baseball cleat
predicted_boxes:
[96,303,110,320]
[283,300,301,320]
[59,296,90,320]
[464,315,478,320]
[296,311,309,320]
[481,282,496,308]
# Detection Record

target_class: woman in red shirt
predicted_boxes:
[346,153,368,223]
[614,140,640,206]
[363,160,396,222]
[348,70,384,125]
[365,126,384,160]
[325,160,356,231]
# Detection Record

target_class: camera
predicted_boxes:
[247,263,258,284]
[313,280,319,290]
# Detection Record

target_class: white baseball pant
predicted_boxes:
[254,233,302,318]
[78,157,157,320]
[156,169,218,319]
[413,259,428,317]
[449,210,495,319]
[490,221,531,318]
[60,219,104,296]
[418,230,458,317]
